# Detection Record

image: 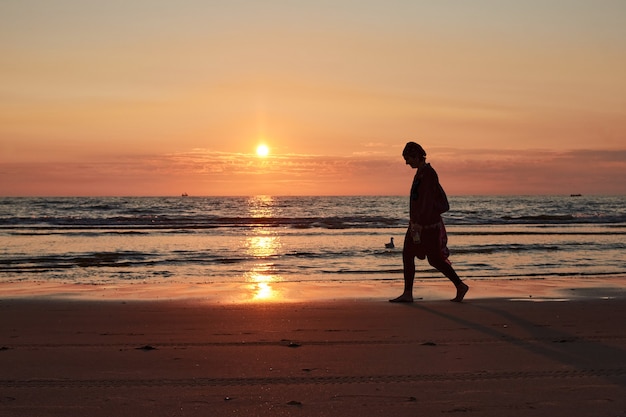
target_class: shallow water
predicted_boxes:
[1,196,625,296]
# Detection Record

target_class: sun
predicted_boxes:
[256,144,269,157]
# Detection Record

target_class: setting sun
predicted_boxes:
[256,144,269,157]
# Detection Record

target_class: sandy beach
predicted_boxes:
[1,278,625,416]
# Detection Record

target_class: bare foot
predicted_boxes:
[451,283,469,302]
[389,295,414,303]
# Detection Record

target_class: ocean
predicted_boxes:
[1,195,625,299]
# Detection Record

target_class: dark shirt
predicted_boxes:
[409,163,449,225]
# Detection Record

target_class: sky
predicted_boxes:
[1,0,625,196]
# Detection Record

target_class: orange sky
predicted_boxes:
[1,1,625,196]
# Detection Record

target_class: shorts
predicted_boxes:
[403,219,451,264]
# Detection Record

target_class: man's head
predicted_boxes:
[402,142,426,168]
[402,142,426,159]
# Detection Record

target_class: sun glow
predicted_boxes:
[256,144,269,157]
[244,231,282,302]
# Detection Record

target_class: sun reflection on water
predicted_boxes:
[245,239,282,301]
[247,195,275,218]
[244,196,283,301]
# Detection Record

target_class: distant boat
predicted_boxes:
[181,192,189,197]
[570,194,582,197]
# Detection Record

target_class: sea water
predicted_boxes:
[1,195,625,297]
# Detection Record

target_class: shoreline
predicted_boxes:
[1,275,625,303]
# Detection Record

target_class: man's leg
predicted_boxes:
[389,231,416,303]
[428,256,468,302]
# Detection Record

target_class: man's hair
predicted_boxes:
[402,142,426,158]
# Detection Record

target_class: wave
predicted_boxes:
[501,214,575,222]
[0,215,406,230]
[3,240,622,274]
[2,196,626,230]
[3,214,626,232]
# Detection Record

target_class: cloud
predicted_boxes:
[1,147,624,196]
[433,148,626,195]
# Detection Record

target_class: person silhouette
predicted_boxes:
[389,142,469,303]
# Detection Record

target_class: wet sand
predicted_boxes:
[1,281,625,416]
